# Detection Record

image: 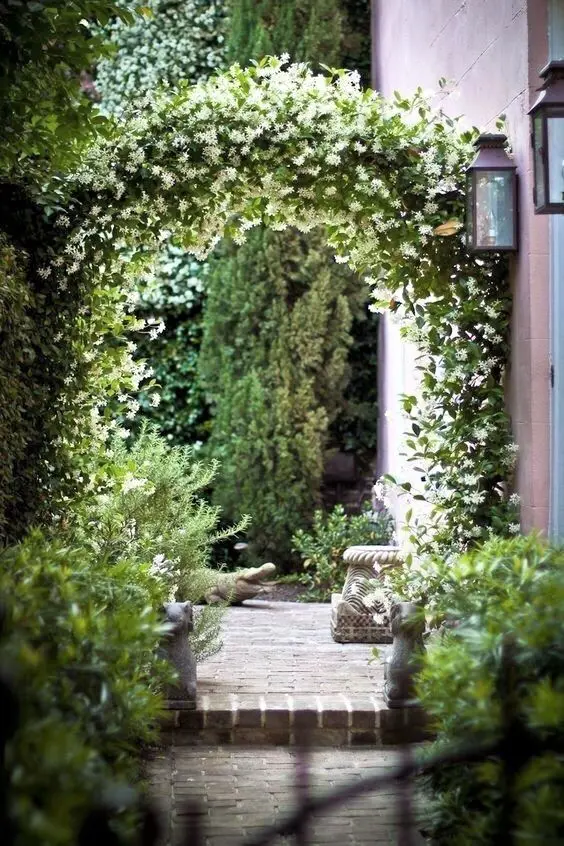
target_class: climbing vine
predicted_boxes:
[39,59,517,556]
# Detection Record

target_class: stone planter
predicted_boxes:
[330,545,402,643]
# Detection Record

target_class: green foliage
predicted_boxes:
[339,0,371,85]
[200,227,356,569]
[203,0,378,570]
[132,246,211,444]
[227,0,342,66]
[415,535,564,844]
[95,0,227,446]
[328,299,379,456]
[62,425,249,656]
[0,1,140,185]
[0,529,171,846]
[379,246,518,558]
[38,57,513,578]
[95,0,227,116]
[292,504,393,600]
[0,187,92,545]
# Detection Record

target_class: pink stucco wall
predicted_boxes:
[372,0,550,532]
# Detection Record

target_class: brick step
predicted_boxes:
[161,694,429,747]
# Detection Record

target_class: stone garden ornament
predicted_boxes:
[204,562,276,604]
[384,601,425,709]
[331,545,402,643]
[161,601,197,709]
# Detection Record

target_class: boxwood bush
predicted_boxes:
[0,530,171,846]
[414,535,564,844]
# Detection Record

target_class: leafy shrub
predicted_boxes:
[200,228,357,570]
[0,529,171,846]
[415,535,564,844]
[291,504,393,600]
[131,245,211,445]
[63,425,249,659]
[94,1,226,448]
[0,189,92,545]
[95,0,227,117]
[200,0,379,571]
[0,1,137,184]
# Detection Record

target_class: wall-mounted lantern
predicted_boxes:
[529,61,564,214]
[466,133,518,252]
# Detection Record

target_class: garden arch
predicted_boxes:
[46,58,517,557]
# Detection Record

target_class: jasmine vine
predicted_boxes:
[42,57,517,554]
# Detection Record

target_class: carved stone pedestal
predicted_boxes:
[330,545,402,643]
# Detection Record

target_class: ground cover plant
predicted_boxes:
[410,535,564,843]
[292,503,393,600]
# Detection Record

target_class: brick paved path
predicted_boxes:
[198,601,385,699]
[165,602,425,745]
[149,746,427,845]
[152,602,428,844]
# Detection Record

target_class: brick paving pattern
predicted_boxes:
[153,601,429,842]
[164,602,426,746]
[149,745,427,845]
[197,601,385,699]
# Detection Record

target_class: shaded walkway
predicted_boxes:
[149,746,427,845]
[152,601,428,843]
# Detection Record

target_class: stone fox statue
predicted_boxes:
[162,601,197,705]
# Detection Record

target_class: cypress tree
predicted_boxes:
[200,0,376,570]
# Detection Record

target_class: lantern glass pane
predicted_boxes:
[547,113,564,205]
[466,173,474,246]
[534,115,546,209]
[475,170,514,249]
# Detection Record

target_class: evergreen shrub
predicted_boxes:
[415,535,564,843]
[0,188,87,545]
[132,246,211,445]
[95,0,227,116]
[202,0,378,569]
[200,227,357,569]
[63,425,249,659]
[0,530,170,846]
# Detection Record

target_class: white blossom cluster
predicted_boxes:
[95,0,227,116]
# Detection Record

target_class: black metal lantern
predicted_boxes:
[529,61,564,214]
[466,133,518,252]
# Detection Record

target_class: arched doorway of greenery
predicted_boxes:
[34,58,519,559]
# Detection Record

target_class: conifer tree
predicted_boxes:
[200,0,376,569]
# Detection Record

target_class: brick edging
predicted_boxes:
[160,694,430,746]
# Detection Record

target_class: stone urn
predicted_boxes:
[330,545,402,643]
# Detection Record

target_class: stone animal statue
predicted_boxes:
[161,601,197,707]
[204,562,276,605]
[384,601,425,708]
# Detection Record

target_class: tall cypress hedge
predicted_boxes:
[200,0,376,570]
